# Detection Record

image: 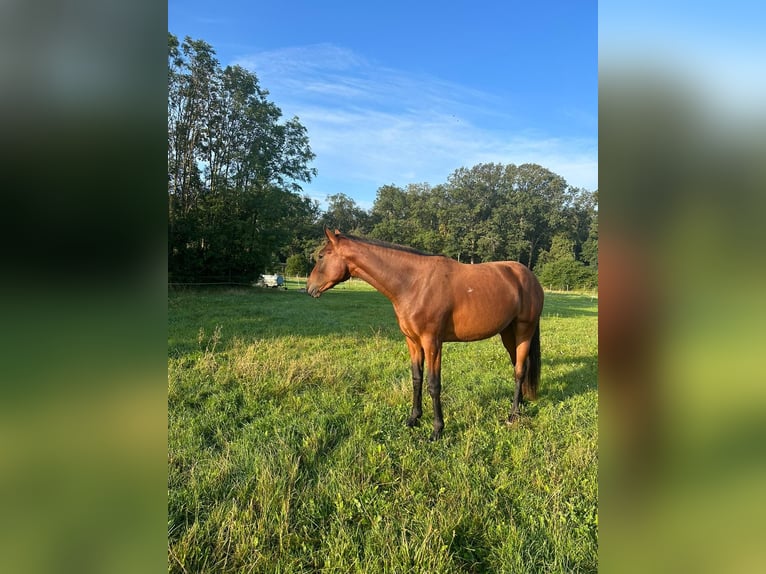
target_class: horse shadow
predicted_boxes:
[540,354,598,400]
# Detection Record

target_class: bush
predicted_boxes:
[285,253,310,276]
[537,259,597,291]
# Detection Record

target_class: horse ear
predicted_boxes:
[324,227,337,244]
[334,228,341,236]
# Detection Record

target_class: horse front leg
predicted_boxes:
[424,338,444,440]
[405,338,424,428]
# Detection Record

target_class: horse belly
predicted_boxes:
[446,294,514,342]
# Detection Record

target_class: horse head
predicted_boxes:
[306,228,352,298]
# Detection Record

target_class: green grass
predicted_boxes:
[168,284,597,573]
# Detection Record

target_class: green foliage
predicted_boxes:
[537,234,576,268]
[580,217,598,269]
[285,253,310,277]
[367,163,597,269]
[537,259,597,291]
[536,233,597,291]
[320,193,372,235]
[168,287,597,572]
[168,33,318,282]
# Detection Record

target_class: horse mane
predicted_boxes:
[342,233,440,257]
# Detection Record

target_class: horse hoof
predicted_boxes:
[406,417,421,428]
[428,429,442,442]
[506,414,520,427]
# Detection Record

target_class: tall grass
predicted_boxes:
[168,285,597,572]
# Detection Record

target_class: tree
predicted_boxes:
[285,253,310,277]
[536,233,597,290]
[509,163,570,268]
[369,184,408,242]
[580,193,598,268]
[320,193,371,235]
[439,164,506,263]
[168,33,317,281]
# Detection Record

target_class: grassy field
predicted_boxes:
[168,281,597,573]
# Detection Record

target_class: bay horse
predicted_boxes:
[306,228,544,440]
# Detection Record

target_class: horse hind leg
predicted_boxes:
[501,326,529,424]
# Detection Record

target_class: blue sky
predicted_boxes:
[169,1,597,209]
[600,1,766,120]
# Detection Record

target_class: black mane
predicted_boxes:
[343,234,440,257]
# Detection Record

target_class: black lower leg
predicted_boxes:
[428,373,444,440]
[508,362,527,423]
[407,362,423,427]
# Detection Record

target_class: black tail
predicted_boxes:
[522,323,541,400]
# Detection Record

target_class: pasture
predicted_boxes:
[168,281,597,572]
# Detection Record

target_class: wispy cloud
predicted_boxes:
[234,44,597,207]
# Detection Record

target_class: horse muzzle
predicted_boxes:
[306,283,322,298]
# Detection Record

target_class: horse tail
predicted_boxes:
[522,322,541,400]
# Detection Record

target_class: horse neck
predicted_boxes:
[342,241,420,302]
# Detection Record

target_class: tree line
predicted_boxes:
[169,34,597,290]
[313,167,597,290]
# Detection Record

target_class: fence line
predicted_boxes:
[168,276,311,289]
[168,282,255,287]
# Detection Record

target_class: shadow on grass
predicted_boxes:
[543,354,598,398]
[542,292,598,318]
[442,352,597,435]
